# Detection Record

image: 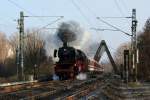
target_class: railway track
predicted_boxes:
[0,74,105,100]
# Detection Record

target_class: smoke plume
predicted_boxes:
[57,21,84,44]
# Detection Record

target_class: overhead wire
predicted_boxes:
[113,0,131,26]
[24,16,64,18]
[68,0,92,26]
[24,15,64,31]
[76,0,104,39]
[78,0,98,21]
[97,17,131,36]
[7,0,45,27]
[113,0,125,16]
[38,17,64,30]
[79,0,131,36]
[91,28,119,32]
[0,0,21,29]
[7,0,35,16]
[7,0,63,31]
[119,0,129,13]
[118,0,132,26]
[98,17,132,19]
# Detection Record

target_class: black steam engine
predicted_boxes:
[54,42,88,80]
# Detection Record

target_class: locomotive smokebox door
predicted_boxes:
[54,49,57,58]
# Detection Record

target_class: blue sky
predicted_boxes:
[0,0,149,54]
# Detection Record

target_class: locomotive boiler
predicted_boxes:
[53,42,88,80]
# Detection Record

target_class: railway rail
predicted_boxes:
[0,73,106,100]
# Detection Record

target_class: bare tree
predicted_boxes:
[0,32,16,78]
[0,32,10,64]
[114,42,130,72]
[137,18,150,81]
[9,33,19,54]
[24,29,46,74]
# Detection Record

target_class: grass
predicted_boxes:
[128,82,142,87]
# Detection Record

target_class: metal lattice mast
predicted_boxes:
[131,9,138,82]
[18,11,25,81]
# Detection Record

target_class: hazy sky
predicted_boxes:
[0,0,149,55]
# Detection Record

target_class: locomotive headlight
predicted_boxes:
[88,64,95,71]
[88,67,95,71]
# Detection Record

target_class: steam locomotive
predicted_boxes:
[54,42,88,80]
